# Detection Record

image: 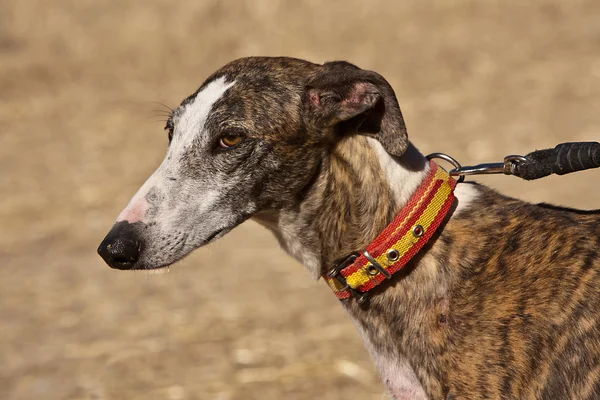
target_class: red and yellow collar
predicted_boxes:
[324,160,457,303]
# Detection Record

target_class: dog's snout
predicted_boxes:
[97,222,143,270]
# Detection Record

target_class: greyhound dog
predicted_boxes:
[98,57,600,399]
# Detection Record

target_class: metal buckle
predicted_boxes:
[327,251,368,304]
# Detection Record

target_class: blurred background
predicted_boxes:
[1,0,599,399]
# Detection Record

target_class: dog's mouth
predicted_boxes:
[203,227,226,244]
[131,225,232,271]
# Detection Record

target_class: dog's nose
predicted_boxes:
[97,222,142,270]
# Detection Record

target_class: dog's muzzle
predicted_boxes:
[97,221,143,270]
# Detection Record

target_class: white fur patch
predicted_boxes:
[117,77,235,223]
[368,139,480,220]
[173,76,235,151]
[453,183,480,216]
[367,138,429,207]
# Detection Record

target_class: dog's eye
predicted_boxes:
[219,134,242,148]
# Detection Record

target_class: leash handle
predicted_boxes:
[514,142,600,180]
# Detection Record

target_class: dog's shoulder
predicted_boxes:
[454,181,600,226]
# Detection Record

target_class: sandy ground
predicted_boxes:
[1,0,599,399]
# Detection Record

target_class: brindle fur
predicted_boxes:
[99,57,600,399]
[342,183,600,399]
[277,120,600,398]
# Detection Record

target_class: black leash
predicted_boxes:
[428,142,600,182]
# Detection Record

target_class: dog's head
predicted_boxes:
[98,57,409,270]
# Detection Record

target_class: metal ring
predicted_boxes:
[366,264,379,276]
[412,224,425,238]
[504,155,528,163]
[426,153,465,183]
[386,249,400,262]
[504,155,528,175]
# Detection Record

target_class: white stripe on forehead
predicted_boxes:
[173,76,235,151]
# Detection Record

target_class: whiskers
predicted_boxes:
[146,101,175,126]
[144,266,171,279]
[152,101,175,113]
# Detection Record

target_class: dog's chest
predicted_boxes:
[352,319,429,399]
[374,354,429,400]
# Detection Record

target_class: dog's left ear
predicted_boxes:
[303,61,409,156]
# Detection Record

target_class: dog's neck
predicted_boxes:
[255,135,452,397]
[254,135,430,279]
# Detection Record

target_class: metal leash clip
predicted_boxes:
[427,153,528,182]
[428,141,599,181]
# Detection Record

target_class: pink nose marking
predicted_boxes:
[117,197,149,223]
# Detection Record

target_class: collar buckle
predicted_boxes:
[327,251,368,304]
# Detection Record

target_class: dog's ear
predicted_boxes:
[303,61,409,156]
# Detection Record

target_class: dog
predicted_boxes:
[98,57,600,399]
